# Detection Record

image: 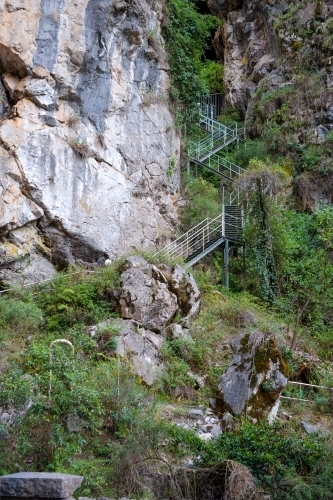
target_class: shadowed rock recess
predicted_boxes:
[0,0,180,285]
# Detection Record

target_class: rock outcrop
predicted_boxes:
[209,0,281,113]
[210,0,333,125]
[210,0,333,207]
[217,331,288,423]
[95,256,201,385]
[0,0,180,285]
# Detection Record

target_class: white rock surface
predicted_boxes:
[0,0,180,284]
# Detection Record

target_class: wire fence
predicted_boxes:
[282,380,333,404]
[0,270,97,300]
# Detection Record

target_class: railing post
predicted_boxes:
[223,239,230,289]
[222,205,225,237]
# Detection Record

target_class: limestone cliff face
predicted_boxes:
[0,0,180,284]
[209,0,281,114]
[210,0,333,207]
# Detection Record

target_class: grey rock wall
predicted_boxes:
[0,0,180,285]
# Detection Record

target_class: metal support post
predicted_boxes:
[222,239,229,289]
[242,243,247,291]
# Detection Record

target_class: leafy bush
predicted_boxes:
[199,420,333,499]
[0,368,33,407]
[200,60,224,94]
[164,0,220,111]
[35,267,120,330]
[180,175,221,230]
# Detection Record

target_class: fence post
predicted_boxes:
[223,239,229,289]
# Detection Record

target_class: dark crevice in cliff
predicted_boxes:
[0,43,28,79]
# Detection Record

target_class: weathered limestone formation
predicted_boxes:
[217,331,288,424]
[95,256,201,385]
[117,256,201,333]
[208,0,281,113]
[209,0,333,122]
[0,472,83,499]
[0,0,180,285]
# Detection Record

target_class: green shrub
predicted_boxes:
[35,268,120,331]
[180,175,221,230]
[217,106,242,126]
[0,299,44,337]
[164,0,220,111]
[0,368,33,407]
[199,420,333,499]
[200,60,224,94]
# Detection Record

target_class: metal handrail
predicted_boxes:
[188,114,245,161]
[155,211,243,261]
[155,102,246,264]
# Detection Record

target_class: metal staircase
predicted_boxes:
[156,95,246,276]
[155,209,242,267]
[188,117,245,162]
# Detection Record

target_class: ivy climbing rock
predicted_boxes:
[217,331,289,424]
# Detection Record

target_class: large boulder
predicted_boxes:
[115,256,201,334]
[96,256,201,385]
[217,331,288,423]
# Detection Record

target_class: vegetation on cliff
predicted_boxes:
[0,262,333,499]
[1,1,333,499]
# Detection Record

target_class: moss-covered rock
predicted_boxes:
[217,331,288,423]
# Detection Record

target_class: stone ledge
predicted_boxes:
[0,473,83,499]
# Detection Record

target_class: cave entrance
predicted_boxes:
[196,0,220,62]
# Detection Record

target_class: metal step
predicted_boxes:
[225,206,242,241]
[196,136,241,162]
[155,102,246,271]
[186,237,225,267]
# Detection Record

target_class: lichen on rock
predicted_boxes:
[217,331,288,423]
